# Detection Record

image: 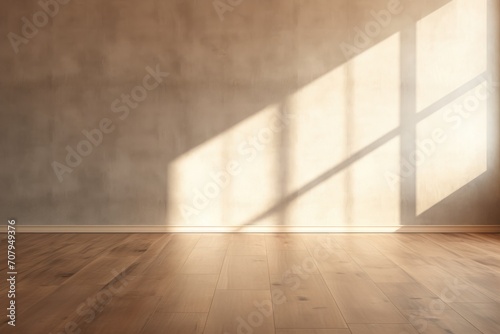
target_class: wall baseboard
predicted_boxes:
[2,225,500,233]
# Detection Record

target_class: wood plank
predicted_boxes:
[422,234,500,271]
[106,234,164,256]
[63,255,140,285]
[277,330,351,334]
[458,234,500,255]
[203,290,276,334]
[154,274,218,313]
[267,250,319,277]
[377,282,443,315]
[179,248,226,274]
[449,302,500,334]
[76,296,160,334]
[406,308,483,334]
[124,234,173,276]
[349,324,418,334]
[391,234,460,260]
[306,246,354,274]
[331,235,381,253]
[322,271,407,324]
[399,264,493,303]
[227,234,267,256]
[195,234,231,249]
[376,282,484,334]
[266,235,307,251]
[0,285,57,328]
[217,255,270,289]
[428,257,500,302]
[360,267,414,283]
[459,272,500,303]
[140,234,200,277]
[301,234,343,251]
[141,313,207,334]
[114,275,172,298]
[0,284,102,333]
[271,274,347,329]
[19,235,131,286]
[347,250,414,283]
[367,235,434,267]
[20,256,98,286]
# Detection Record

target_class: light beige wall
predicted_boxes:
[1,0,499,227]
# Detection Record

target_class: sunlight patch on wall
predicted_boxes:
[416,0,487,112]
[349,32,401,153]
[167,123,226,226]
[288,65,347,193]
[286,33,401,226]
[167,104,284,226]
[222,104,285,227]
[416,82,488,215]
[350,136,401,226]
[286,172,345,226]
[288,33,401,193]
[287,136,400,226]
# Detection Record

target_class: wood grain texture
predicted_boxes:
[377,282,444,315]
[141,313,207,334]
[267,250,319,276]
[0,233,498,334]
[266,235,307,251]
[277,330,351,334]
[227,234,267,256]
[349,324,418,334]
[179,248,226,274]
[322,271,407,324]
[76,296,161,334]
[217,255,270,289]
[203,290,276,334]
[153,274,219,313]
[449,303,500,334]
[271,274,347,329]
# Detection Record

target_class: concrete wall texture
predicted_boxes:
[1,0,499,227]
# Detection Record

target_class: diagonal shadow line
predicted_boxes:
[416,169,490,218]
[415,72,488,122]
[238,127,401,229]
[236,72,490,230]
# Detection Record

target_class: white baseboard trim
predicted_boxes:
[2,225,500,233]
